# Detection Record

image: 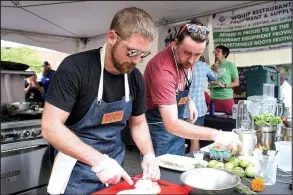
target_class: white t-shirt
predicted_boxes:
[280,80,292,117]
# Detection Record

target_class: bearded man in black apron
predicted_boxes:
[42,7,159,195]
[143,20,243,157]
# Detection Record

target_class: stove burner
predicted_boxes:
[1,112,42,144]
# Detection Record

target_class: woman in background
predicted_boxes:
[210,45,239,114]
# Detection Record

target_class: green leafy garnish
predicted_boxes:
[235,183,257,194]
[254,113,282,126]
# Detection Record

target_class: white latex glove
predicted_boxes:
[187,99,198,124]
[213,130,243,155]
[141,154,160,181]
[92,154,133,185]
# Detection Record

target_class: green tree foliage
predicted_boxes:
[1,47,43,73]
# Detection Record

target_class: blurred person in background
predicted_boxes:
[24,74,44,105]
[279,66,292,117]
[210,45,239,114]
[41,61,56,95]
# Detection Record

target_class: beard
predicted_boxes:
[111,43,136,74]
[42,69,50,77]
[175,49,192,69]
[179,61,193,69]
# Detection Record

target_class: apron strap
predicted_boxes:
[97,43,130,102]
[125,73,130,102]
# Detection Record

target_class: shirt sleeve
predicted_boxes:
[148,62,177,105]
[206,63,218,82]
[230,62,239,80]
[45,57,82,113]
[131,70,147,116]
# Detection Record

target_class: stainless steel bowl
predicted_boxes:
[180,168,241,194]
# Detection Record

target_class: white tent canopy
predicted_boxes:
[1,1,268,54]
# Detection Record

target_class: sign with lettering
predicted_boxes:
[213,1,292,53]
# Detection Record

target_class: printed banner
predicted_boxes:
[213,1,292,53]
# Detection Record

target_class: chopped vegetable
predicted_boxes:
[245,166,256,178]
[229,157,240,167]
[235,183,257,195]
[194,160,208,168]
[251,178,265,192]
[239,160,249,168]
[232,167,246,178]
[208,160,218,168]
[159,160,185,168]
[214,162,224,169]
[224,162,234,170]
[254,113,282,126]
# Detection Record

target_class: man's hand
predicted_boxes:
[187,99,198,124]
[141,154,160,181]
[31,81,37,88]
[92,154,133,185]
[211,80,225,88]
[213,131,243,155]
[211,63,219,72]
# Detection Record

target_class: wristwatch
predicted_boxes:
[224,84,227,88]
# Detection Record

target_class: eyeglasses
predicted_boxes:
[125,48,151,58]
[178,24,210,36]
[115,32,151,59]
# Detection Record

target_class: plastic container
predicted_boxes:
[245,65,280,99]
[236,100,253,130]
[263,83,275,98]
[275,141,292,172]
[209,147,233,162]
[255,154,278,185]
[193,151,204,160]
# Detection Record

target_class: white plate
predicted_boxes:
[157,154,208,172]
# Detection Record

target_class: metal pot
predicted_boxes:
[6,102,30,115]
[233,129,256,156]
[180,168,241,194]
[254,124,278,150]
[281,127,292,141]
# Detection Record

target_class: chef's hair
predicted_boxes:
[176,18,209,46]
[110,7,156,41]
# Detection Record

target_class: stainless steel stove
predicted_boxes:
[1,114,52,195]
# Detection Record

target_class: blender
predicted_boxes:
[234,100,256,156]
[248,84,283,150]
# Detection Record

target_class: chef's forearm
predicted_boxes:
[130,117,155,156]
[42,122,106,167]
[165,119,218,141]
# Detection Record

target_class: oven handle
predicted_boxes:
[1,144,48,153]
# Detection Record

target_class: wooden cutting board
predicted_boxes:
[92,174,192,195]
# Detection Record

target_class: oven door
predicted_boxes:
[1,140,51,194]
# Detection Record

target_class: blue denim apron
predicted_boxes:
[64,43,133,194]
[145,45,191,157]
